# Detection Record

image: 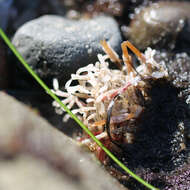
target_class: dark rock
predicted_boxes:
[125,161,190,189]
[155,51,190,89]
[48,0,126,18]
[0,40,9,88]
[0,92,126,190]
[11,0,41,30]
[12,15,122,85]
[108,50,190,189]
[111,77,190,189]
[0,0,13,30]
[154,51,190,113]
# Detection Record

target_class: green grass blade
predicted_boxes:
[0,28,159,190]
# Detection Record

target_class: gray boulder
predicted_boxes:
[12,15,122,84]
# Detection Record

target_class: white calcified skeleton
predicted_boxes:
[52,41,168,145]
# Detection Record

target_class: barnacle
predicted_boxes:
[52,40,169,162]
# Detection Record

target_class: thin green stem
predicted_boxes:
[0,28,159,190]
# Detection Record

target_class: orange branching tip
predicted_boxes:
[125,41,146,64]
[121,41,134,74]
[100,40,122,69]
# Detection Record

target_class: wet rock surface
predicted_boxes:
[106,76,190,189]
[124,162,190,190]
[127,1,190,51]
[155,51,190,89]
[102,47,190,189]
[12,15,122,85]
[0,92,126,190]
[106,50,190,189]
